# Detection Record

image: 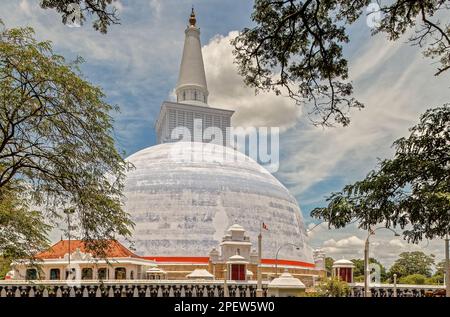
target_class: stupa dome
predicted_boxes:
[123,142,314,264]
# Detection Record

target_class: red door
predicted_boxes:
[339,268,352,282]
[231,264,245,280]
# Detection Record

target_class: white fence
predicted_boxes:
[1,280,445,297]
[349,283,445,297]
[0,280,268,297]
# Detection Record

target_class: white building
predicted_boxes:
[122,10,319,279]
[9,240,157,281]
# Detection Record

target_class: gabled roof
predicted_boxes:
[186,269,214,279]
[35,240,140,259]
[268,271,306,289]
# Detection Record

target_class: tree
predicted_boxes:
[311,105,450,243]
[232,1,450,126]
[40,0,120,33]
[0,255,11,279]
[388,251,435,278]
[427,274,445,285]
[352,258,387,281]
[0,181,50,261]
[429,259,448,284]
[435,259,448,276]
[0,22,133,257]
[325,256,334,276]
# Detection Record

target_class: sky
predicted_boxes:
[1,0,449,268]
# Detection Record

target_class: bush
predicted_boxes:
[353,275,364,283]
[398,274,427,285]
[316,277,350,297]
[425,274,444,285]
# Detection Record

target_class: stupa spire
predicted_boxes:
[175,8,209,106]
[189,7,196,26]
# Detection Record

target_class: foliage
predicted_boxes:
[311,105,450,242]
[0,22,133,257]
[353,275,364,283]
[233,1,450,126]
[0,255,11,279]
[388,252,435,278]
[0,183,50,261]
[435,260,448,275]
[398,274,427,285]
[40,0,120,33]
[316,277,350,297]
[426,274,445,285]
[325,256,334,276]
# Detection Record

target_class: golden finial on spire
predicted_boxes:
[189,6,196,26]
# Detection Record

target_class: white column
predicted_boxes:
[256,233,263,297]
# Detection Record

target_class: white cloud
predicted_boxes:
[18,0,31,16]
[324,236,365,248]
[203,31,301,130]
[277,31,450,196]
[1,0,188,152]
[149,0,162,14]
[388,239,405,248]
[349,36,402,82]
[278,29,449,263]
[112,0,124,13]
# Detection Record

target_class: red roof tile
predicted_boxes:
[36,240,139,259]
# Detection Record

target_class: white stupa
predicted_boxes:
[123,9,314,266]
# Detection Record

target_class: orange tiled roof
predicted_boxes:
[36,240,140,259]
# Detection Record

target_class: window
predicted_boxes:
[115,267,126,280]
[50,268,60,280]
[130,271,134,280]
[26,269,37,280]
[194,91,198,100]
[82,268,93,280]
[98,268,108,280]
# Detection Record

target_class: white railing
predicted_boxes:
[349,283,445,297]
[0,280,268,297]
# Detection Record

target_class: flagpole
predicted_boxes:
[256,222,263,297]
